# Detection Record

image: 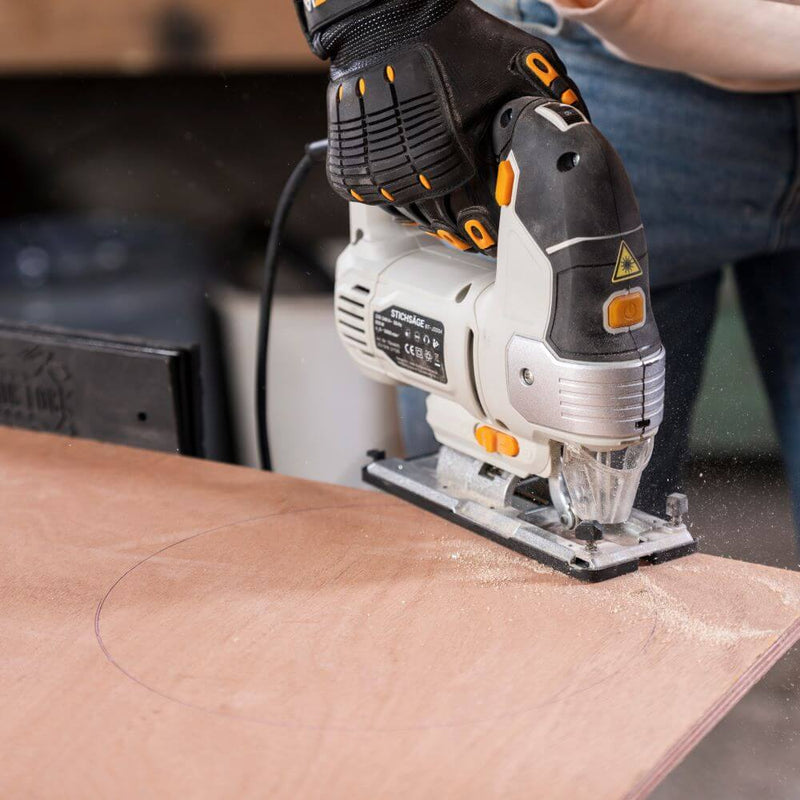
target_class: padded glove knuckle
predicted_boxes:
[327,47,475,206]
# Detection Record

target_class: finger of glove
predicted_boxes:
[456,9,589,117]
[511,40,590,118]
[393,175,500,255]
[418,3,589,122]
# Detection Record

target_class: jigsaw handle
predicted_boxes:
[491,96,663,366]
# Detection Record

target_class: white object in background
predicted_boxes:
[213,284,402,488]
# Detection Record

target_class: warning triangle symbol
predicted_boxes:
[612,241,643,283]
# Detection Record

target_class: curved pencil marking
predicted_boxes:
[95,501,659,732]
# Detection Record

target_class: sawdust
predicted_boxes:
[747,573,800,610]
[435,536,795,644]
[530,562,783,647]
[661,560,800,611]
[559,570,778,645]
[437,536,556,586]
[665,561,707,575]
[634,573,778,646]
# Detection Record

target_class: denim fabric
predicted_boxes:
[486,0,800,283]
[399,0,800,544]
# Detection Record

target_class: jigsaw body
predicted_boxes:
[333,97,695,580]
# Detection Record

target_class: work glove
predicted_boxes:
[294,0,587,253]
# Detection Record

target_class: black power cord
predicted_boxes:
[257,139,328,471]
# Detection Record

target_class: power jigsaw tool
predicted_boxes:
[288,0,696,580]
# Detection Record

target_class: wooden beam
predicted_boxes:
[1,427,799,799]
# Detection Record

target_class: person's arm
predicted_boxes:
[553,0,800,92]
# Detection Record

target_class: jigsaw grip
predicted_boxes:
[492,97,662,366]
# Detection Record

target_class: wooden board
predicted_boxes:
[1,427,800,799]
[0,0,318,73]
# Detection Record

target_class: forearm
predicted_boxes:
[551,0,800,92]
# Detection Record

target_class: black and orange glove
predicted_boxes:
[294,0,588,253]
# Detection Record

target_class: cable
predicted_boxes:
[257,139,328,471]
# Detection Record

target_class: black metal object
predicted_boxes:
[0,320,202,456]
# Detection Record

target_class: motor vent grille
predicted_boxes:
[335,285,374,357]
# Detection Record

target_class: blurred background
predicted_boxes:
[0,0,402,475]
[0,1,795,797]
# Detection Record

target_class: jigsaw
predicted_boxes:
[332,97,695,580]
[284,0,696,580]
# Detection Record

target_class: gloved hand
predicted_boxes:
[294,0,587,253]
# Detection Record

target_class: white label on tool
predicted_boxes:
[373,306,447,384]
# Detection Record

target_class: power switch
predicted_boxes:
[605,289,645,333]
[475,426,520,458]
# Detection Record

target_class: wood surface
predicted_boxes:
[2,427,800,799]
[0,0,318,73]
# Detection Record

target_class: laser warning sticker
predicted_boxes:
[374,306,447,384]
[612,241,643,283]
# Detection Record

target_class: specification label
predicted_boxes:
[373,306,447,384]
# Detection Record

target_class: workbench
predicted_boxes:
[2,428,799,799]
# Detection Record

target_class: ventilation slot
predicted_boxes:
[342,332,369,348]
[338,294,364,309]
[336,286,375,357]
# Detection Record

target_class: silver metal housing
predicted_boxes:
[507,338,666,441]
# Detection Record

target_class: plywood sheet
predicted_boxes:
[0,0,318,73]
[1,428,799,799]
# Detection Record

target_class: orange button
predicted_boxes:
[475,426,498,453]
[475,426,520,458]
[497,432,520,457]
[607,291,645,329]
[495,160,515,207]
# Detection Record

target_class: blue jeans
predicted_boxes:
[400,0,800,544]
